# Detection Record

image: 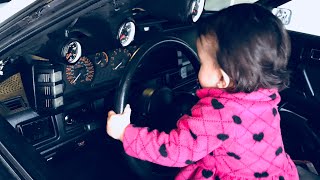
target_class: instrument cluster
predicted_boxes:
[62,45,137,94]
[58,17,138,94]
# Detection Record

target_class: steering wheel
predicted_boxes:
[114,36,200,179]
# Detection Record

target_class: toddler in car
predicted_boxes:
[106,3,299,180]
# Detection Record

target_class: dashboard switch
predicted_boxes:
[33,63,64,112]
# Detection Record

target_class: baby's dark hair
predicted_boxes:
[197,3,291,93]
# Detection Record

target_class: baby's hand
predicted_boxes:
[106,104,131,141]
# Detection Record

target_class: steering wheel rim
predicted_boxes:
[114,36,200,179]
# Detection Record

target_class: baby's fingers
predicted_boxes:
[123,104,131,117]
[108,110,116,117]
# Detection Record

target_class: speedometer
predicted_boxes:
[65,57,95,87]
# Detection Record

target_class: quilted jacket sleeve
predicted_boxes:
[122,103,235,167]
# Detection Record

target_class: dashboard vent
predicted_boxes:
[0,73,29,116]
[0,73,24,101]
[1,96,28,115]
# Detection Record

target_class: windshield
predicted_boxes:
[1,0,319,37]
[0,0,36,24]
[205,0,259,11]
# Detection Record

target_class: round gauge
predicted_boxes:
[65,57,95,86]
[118,21,136,47]
[61,40,82,64]
[191,0,205,22]
[94,52,109,68]
[110,48,132,70]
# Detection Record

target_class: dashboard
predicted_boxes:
[27,43,195,113]
[0,40,198,163]
[0,0,201,165]
[20,42,138,114]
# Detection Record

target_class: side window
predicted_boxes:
[279,0,320,36]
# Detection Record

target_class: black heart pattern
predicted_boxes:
[254,171,269,178]
[209,152,214,156]
[232,115,242,124]
[190,130,197,140]
[275,147,283,156]
[217,134,229,141]
[185,160,195,165]
[202,169,213,178]
[215,176,221,180]
[269,93,277,100]
[159,144,168,157]
[253,132,264,142]
[279,176,285,180]
[272,108,278,116]
[227,152,241,160]
[211,99,224,109]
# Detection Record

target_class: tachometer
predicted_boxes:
[61,40,82,64]
[110,48,132,71]
[65,57,95,87]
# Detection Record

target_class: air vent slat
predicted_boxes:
[2,97,27,112]
[8,105,23,110]
[6,101,23,107]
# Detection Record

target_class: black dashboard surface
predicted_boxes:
[0,0,200,172]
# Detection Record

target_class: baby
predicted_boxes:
[107,3,299,180]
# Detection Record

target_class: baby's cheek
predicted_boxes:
[198,69,211,88]
[198,64,223,89]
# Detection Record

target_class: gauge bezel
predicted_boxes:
[61,40,82,64]
[118,20,136,47]
[191,0,205,23]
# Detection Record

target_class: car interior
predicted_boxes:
[0,0,319,179]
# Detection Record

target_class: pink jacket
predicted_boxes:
[123,88,299,179]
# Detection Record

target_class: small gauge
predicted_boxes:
[65,57,95,87]
[110,48,132,70]
[191,0,205,22]
[118,21,136,47]
[94,52,109,68]
[61,40,82,64]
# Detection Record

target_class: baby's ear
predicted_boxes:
[217,69,230,89]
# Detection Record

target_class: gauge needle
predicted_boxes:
[120,34,126,41]
[113,62,123,70]
[66,53,71,60]
[72,73,82,84]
